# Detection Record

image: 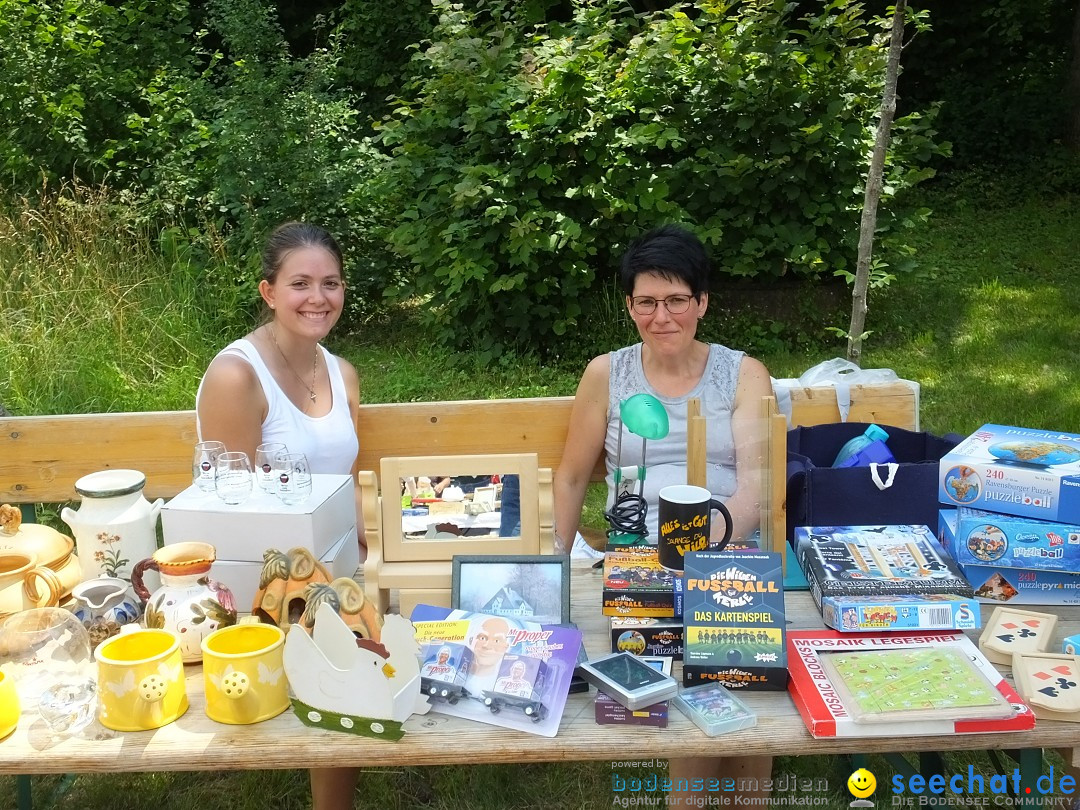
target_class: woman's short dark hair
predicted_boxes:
[261,222,343,284]
[619,223,710,298]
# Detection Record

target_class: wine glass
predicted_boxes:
[215,451,253,505]
[276,452,312,506]
[193,440,226,493]
[255,442,288,495]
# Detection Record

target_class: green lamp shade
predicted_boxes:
[619,393,669,440]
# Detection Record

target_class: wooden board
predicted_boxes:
[779,381,919,431]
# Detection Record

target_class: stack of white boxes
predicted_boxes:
[161,474,359,610]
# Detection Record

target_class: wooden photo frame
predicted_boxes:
[451,554,570,625]
[379,453,549,563]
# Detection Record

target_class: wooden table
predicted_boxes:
[2,562,1079,776]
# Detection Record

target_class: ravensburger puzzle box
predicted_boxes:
[939,424,1080,523]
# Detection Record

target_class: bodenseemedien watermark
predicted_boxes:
[610,762,831,807]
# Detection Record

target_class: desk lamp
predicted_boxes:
[605,393,669,548]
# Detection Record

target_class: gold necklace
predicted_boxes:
[268,325,319,406]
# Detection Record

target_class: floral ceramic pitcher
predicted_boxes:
[131,542,237,663]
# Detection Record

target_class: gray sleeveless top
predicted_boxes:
[605,343,744,540]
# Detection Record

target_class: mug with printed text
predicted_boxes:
[657,485,733,572]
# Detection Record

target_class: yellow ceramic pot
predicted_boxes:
[201,621,288,725]
[0,523,82,600]
[95,628,188,731]
[0,553,62,616]
[0,670,18,740]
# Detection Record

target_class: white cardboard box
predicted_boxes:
[211,526,360,611]
[161,474,355,561]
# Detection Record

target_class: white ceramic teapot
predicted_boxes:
[61,470,162,586]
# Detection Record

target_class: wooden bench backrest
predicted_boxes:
[0,397,604,505]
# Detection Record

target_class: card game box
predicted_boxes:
[610,617,684,658]
[821,593,980,633]
[786,629,1035,738]
[940,510,1080,605]
[594,691,669,726]
[795,524,973,609]
[673,682,757,736]
[1012,652,1080,722]
[939,424,1080,523]
[682,550,787,690]
[603,546,679,618]
[951,506,1080,572]
[978,605,1058,666]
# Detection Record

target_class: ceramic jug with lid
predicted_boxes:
[61,469,162,586]
[132,542,237,663]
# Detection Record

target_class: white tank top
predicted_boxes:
[605,343,743,540]
[196,338,359,475]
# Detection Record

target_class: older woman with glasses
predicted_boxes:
[553,223,774,804]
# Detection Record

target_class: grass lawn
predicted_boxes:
[1,171,1078,808]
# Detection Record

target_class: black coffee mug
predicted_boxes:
[656,484,733,571]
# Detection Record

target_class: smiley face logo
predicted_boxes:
[847,768,876,799]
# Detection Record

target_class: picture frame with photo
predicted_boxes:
[451,554,571,625]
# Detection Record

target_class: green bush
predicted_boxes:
[0,0,194,188]
[376,0,946,355]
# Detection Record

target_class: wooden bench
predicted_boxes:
[1,380,917,580]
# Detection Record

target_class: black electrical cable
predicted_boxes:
[604,488,648,540]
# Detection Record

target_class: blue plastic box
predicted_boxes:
[939,509,1080,605]
[952,507,1080,572]
[939,424,1080,523]
[1063,634,1080,655]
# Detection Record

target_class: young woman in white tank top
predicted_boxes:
[196,222,359,475]
[195,222,363,810]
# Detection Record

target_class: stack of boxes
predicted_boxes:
[938,424,1080,606]
[598,545,684,726]
[161,474,360,609]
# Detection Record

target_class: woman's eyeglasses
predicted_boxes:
[630,294,694,315]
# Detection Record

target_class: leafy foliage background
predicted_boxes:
[1,0,1070,353]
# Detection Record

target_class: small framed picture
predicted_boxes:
[451,554,571,625]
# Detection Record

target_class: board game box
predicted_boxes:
[821,593,980,633]
[795,524,973,608]
[682,550,787,690]
[938,424,1080,523]
[786,629,1034,738]
[410,605,582,737]
[951,506,1080,572]
[939,509,1080,605]
[603,546,680,618]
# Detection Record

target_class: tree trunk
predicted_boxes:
[1067,0,1080,151]
[847,1,907,366]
